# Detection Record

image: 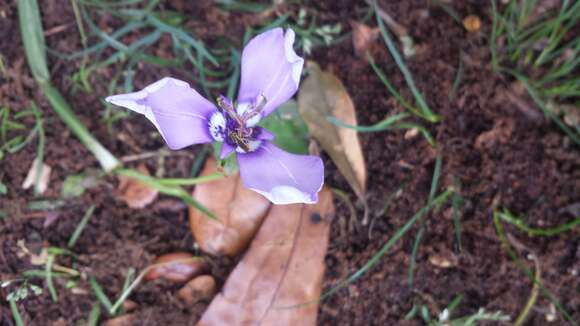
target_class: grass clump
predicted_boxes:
[491,0,580,145]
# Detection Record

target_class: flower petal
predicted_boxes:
[256,128,275,141]
[220,142,235,159]
[237,142,323,204]
[237,28,304,118]
[106,77,216,150]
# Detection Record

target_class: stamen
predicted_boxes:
[217,95,244,127]
[212,95,266,153]
[242,94,268,122]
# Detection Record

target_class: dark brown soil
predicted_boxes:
[1,0,579,325]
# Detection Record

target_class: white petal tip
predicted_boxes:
[284,29,304,85]
[251,185,318,205]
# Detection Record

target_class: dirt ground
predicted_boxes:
[1,0,579,325]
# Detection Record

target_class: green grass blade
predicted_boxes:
[9,299,25,326]
[45,254,58,302]
[327,113,409,132]
[408,226,424,287]
[497,209,579,237]
[17,0,50,83]
[68,205,96,248]
[408,152,443,287]
[40,83,120,171]
[373,1,439,122]
[216,0,271,13]
[367,55,425,118]
[319,190,452,301]
[30,104,45,195]
[451,186,463,252]
[515,75,580,146]
[226,49,241,100]
[114,168,217,220]
[157,173,224,186]
[90,277,114,313]
[18,0,120,172]
[87,303,101,326]
[494,212,577,324]
[147,15,218,65]
[110,269,144,314]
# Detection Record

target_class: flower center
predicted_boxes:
[208,95,267,153]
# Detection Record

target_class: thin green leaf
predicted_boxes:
[319,190,452,301]
[88,303,101,326]
[373,1,439,122]
[45,254,58,302]
[90,277,114,313]
[10,299,25,326]
[40,83,120,171]
[17,0,50,82]
[68,205,96,248]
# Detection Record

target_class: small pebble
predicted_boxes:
[177,275,217,305]
[428,254,457,268]
[463,15,482,32]
[144,252,206,283]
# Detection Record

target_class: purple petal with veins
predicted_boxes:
[237,142,324,205]
[105,77,216,150]
[106,29,323,204]
[237,28,304,119]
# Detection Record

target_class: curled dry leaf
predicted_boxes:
[197,188,334,326]
[22,158,51,194]
[298,62,367,200]
[117,163,158,208]
[144,252,206,283]
[189,158,271,257]
[177,275,217,305]
[350,21,380,57]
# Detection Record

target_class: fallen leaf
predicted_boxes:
[189,158,271,256]
[61,170,100,199]
[197,188,334,326]
[177,275,217,305]
[298,62,367,199]
[144,252,206,283]
[117,163,158,208]
[350,21,380,57]
[22,158,51,194]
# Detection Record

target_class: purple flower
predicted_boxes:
[106,28,324,204]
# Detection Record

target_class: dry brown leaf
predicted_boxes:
[22,158,51,194]
[144,252,206,283]
[197,188,334,326]
[177,275,217,305]
[189,158,271,257]
[117,163,158,208]
[350,21,380,57]
[298,62,367,199]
